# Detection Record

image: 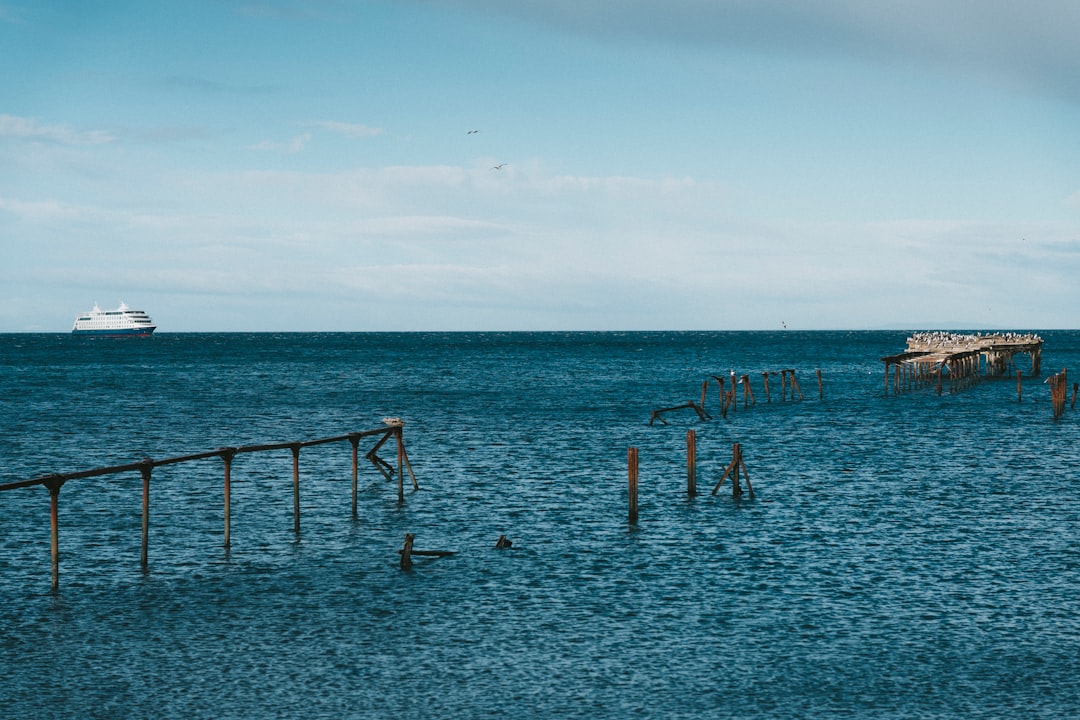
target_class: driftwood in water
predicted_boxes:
[399,533,455,569]
[649,401,710,425]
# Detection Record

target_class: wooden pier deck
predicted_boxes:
[881,332,1043,395]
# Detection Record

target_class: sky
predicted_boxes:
[1,0,1078,332]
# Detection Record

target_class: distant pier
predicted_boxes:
[881,331,1043,395]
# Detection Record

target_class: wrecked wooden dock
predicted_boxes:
[881,331,1043,395]
[0,422,418,590]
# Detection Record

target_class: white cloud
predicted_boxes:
[310,120,385,138]
[246,132,311,153]
[0,114,114,145]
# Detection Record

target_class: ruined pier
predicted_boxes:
[881,331,1043,396]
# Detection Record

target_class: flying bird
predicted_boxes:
[467,129,479,134]
[492,163,506,170]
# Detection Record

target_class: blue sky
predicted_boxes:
[1,0,1078,331]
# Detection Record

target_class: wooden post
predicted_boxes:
[140,461,151,569]
[628,447,639,523]
[731,443,743,498]
[700,380,708,411]
[739,447,754,500]
[762,372,771,403]
[350,435,359,520]
[711,443,744,497]
[398,432,419,491]
[741,375,755,407]
[1072,382,1078,410]
[883,362,890,397]
[222,449,234,550]
[713,376,726,418]
[790,370,803,400]
[1017,369,1023,403]
[400,533,414,570]
[686,430,697,497]
[396,428,404,503]
[47,477,62,592]
[816,369,823,400]
[291,444,301,534]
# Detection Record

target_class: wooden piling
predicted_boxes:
[1048,369,1068,421]
[349,435,360,519]
[291,444,301,534]
[789,370,803,400]
[686,429,697,497]
[47,477,61,592]
[711,442,752,499]
[762,372,771,403]
[400,533,414,570]
[395,428,404,503]
[140,461,151,568]
[817,369,823,399]
[712,376,726,418]
[1017,370,1023,403]
[221,449,234,549]
[628,447,639,523]
[1072,382,1078,410]
[399,431,420,492]
[741,375,755,407]
[700,380,708,412]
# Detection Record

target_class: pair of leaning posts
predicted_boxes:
[0,422,417,591]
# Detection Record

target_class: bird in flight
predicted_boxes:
[467,129,480,134]
[492,163,507,170]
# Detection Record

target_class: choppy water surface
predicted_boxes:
[1,331,1078,719]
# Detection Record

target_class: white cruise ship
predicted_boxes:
[72,303,157,336]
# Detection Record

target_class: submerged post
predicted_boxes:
[686,429,697,497]
[1017,369,1023,403]
[817,369,823,400]
[628,447,639,523]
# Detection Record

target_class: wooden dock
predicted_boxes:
[881,332,1043,395]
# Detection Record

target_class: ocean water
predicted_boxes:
[1,330,1078,719]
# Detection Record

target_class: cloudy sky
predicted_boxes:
[1,0,1078,331]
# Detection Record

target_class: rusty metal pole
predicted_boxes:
[140,462,152,569]
[350,435,360,520]
[291,444,301,534]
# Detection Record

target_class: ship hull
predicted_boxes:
[72,327,156,336]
